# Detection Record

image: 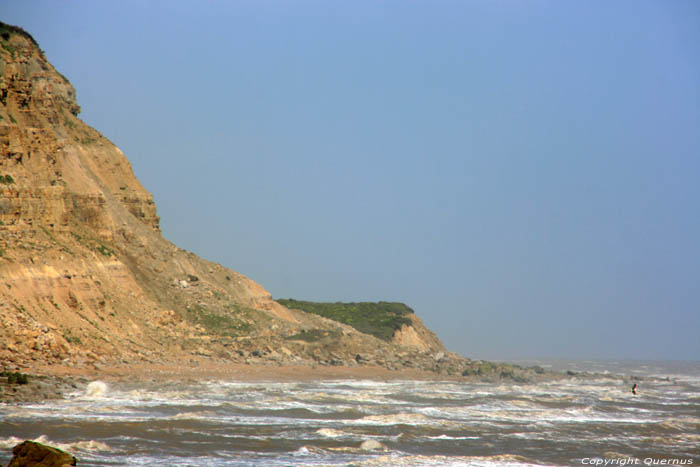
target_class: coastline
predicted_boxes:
[7,357,689,404]
[2,356,571,404]
[1,361,467,403]
[30,360,470,384]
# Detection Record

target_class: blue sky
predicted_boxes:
[4,1,699,360]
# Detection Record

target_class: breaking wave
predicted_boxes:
[84,381,108,398]
[0,360,697,466]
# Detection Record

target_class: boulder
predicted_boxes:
[7,440,77,467]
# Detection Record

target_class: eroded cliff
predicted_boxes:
[0,22,471,376]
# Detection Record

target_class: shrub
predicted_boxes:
[477,362,494,375]
[277,299,414,342]
[97,245,114,257]
[2,371,29,385]
[0,21,41,47]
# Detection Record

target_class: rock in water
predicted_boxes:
[7,440,77,467]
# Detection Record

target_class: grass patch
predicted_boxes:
[186,304,251,337]
[63,328,82,345]
[65,335,81,344]
[63,115,76,129]
[277,299,414,342]
[0,174,15,185]
[1,371,29,385]
[97,245,114,257]
[1,41,16,57]
[285,329,340,343]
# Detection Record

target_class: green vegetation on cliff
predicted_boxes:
[0,21,41,48]
[277,299,414,342]
[1,371,29,385]
[185,304,252,337]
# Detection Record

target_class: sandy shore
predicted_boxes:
[6,358,566,403]
[3,361,459,403]
[29,359,461,384]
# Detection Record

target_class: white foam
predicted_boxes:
[0,436,24,449]
[294,445,311,455]
[427,434,480,440]
[85,381,108,398]
[352,454,556,466]
[316,428,348,438]
[359,439,387,451]
[69,439,112,452]
[354,412,432,426]
[172,410,217,420]
[0,435,111,454]
[291,445,327,456]
[3,373,695,466]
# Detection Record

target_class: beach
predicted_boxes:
[30,360,467,384]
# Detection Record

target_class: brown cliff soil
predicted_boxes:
[0,23,481,385]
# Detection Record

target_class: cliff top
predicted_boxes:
[0,21,498,383]
[0,21,41,48]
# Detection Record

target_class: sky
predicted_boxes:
[3,1,699,361]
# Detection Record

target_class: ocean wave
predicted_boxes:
[426,434,481,440]
[657,416,700,430]
[349,453,555,466]
[352,412,432,426]
[84,381,108,398]
[291,444,328,456]
[316,428,350,438]
[318,380,408,389]
[293,390,392,406]
[2,368,696,466]
[0,436,23,449]
[172,410,218,420]
[0,435,111,454]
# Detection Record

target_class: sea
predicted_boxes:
[1,359,698,467]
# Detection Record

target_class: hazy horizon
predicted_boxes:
[4,1,699,362]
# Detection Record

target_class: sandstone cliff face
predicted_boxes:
[0,23,453,373]
[392,314,444,351]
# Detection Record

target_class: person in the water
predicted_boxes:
[632,383,637,395]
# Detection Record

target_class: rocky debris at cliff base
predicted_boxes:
[0,372,84,403]
[6,440,77,467]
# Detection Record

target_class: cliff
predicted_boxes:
[0,22,470,375]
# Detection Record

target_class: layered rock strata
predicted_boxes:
[0,22,459,376]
